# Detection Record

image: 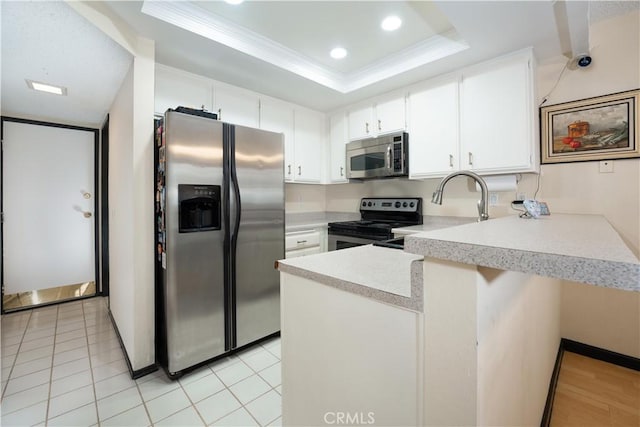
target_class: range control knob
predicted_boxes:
[410,202,415,208]
[368,202,372,207]
[362,201,367,207]
[403,202,408,207]
[394,201,401,208]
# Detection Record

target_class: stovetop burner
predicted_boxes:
[328,198,423,240]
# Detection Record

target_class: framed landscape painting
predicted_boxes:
[540,89,639,164]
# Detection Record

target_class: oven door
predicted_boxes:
[328,234,378,251]
[346,144,391,179]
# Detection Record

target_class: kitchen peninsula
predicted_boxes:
[277,213,640,426]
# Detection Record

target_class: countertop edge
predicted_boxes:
[405,238,640,291]
[278,260,424,312]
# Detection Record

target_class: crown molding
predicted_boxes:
[142,1,468,93]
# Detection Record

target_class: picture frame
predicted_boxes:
[540,89,639,164]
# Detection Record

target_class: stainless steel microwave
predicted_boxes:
[346,132,408,179]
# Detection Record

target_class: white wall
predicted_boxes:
[108,37,156,372]
[536,10,640,358]
[289,9,640,358]
[109,64,135,359]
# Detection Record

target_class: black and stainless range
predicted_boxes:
[328,198,422,251]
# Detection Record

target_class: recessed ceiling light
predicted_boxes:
[224,0,244,4]
[381,15,402,32]
[25,79,67,96]
[330,47,348,59]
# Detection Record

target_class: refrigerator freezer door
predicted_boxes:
[231,125,284,348]
[165,111,226,374]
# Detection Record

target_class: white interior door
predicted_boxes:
[2,120,96,295]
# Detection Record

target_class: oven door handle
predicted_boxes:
[386,146,392,171]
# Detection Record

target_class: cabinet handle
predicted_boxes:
[449,154,454,168]
[298,166,302,175]
[365,122,369,134]
[468,152,474,166]
[378,119,382,131]
[287,164,291,175]
[217,108,222,120]
[297,240,307,244]
[340,166,344,177]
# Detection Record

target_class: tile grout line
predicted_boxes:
[177,368,215,426]
[43,304,60,427]
[0,310,31,399]
[81,299,101,427]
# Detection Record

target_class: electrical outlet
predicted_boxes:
[599,160,614,173]
[489,192,499,206]
[516,193,526,201]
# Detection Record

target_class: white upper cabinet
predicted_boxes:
[374,95,406,136]
[293,108,324,183]
[260,98,295,180]
[155,66,213,115]
[329,112,348,183]
[348,94,406,141]
[407,49,537,178]
[348,106,374,140]
[408,79,459,179]
[459,51,536,174]
[213,85,260,128]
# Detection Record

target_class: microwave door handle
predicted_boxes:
[386,146,392,171]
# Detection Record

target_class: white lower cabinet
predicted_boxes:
[281,274,422,425]
[285,228,326,258]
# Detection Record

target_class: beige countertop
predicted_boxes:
[405,213,640,291]
[278,245,425,311]
[392,216,476,235]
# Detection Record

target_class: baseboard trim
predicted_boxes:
[561,338,640,372]
[540,342,565,427]
[540,338,640,427]
[107,309,158,380]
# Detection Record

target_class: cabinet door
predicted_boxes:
[460,57,534,173]
[348,106,374,140]
[155,67,213,115]
[408,81,459,178]
[375,96,406,135]
[213,85,260,128]
[329,112,348,183]
[261,99,295,181]
[294,109,323,183]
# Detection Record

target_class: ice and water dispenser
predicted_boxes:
[178,184,221,233]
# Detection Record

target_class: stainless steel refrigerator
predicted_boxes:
[154,108,284,377]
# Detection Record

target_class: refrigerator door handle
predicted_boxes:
[228,125,242,350]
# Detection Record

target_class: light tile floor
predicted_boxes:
[1,297,282,426]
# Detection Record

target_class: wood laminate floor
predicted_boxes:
[550,351,640,426]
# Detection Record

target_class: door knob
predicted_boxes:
[83,192,91,199]
[83,212,92,218]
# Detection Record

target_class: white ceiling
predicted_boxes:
[0,1,132,127]
[1,1,638,127]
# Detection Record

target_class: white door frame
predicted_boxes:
[0,116,101,312]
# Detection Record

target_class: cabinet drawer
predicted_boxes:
[285,246,322,259]
[286,231,321,250]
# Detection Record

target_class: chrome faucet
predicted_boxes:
[431,170,489,221]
